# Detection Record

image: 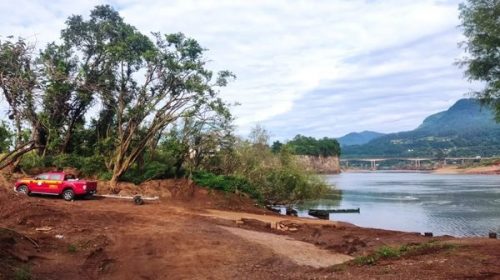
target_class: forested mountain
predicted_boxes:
[342,99,500,158]
[337,131,385,146]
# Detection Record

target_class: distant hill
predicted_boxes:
[338,131,385,146]
[342,99,500,158]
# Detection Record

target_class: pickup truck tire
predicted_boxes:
[63,189,75,201]
[17,185,29,195]
[83,193,93,200]
[133,196,144,205]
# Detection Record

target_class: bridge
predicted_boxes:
[340,157,492,170]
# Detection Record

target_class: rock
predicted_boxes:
[35,226,52,232]
[286,208,298,216]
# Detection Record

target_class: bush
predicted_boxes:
[19,152,47,171]
[192,171,261,200]
[262,167,328,204]
[353,242,458,266]
[229,143,329,205]
[79,155,108,177]
[121,160,177,185]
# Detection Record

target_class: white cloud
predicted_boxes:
[0,0,472,139]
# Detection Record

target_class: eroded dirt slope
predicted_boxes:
[1,179,499,279]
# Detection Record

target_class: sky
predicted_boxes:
[0,0,477,140]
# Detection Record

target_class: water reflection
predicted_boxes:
[294,172,500,237]
[296,190,342,211]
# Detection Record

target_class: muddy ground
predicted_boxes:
[1,178,500,279]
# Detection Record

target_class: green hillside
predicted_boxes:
[342,99,500,158]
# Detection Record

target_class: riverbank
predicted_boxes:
[1,178,499,279]
[342,164,500,175]
[433,164,500,175]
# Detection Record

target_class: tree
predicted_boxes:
[38,42,94,154]
[459,0,500,120]
[248,124,270,150]
[62,6,234,190]
[0,122,12,152]
[287,135,341,157]
[0,37,42,169]
[271,140,283,153]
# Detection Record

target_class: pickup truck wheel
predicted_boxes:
[133,196,144,205]
[83,193,93,200]
[17,185,29,195]
[63,189,75,201]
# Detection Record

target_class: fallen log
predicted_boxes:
[326,208,360,213]
[309,208,360,214]
[308,208,361,219]
[96,194,160,201]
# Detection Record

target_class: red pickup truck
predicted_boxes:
[15,172,97,201]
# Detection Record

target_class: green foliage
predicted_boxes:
[19,152,47,171]
[121,161,178,185]
[192,171,261,200]
[271,140,283,153]
[226,139,329,204]
[287,135,341,157]
[78,155,108,177]
[67,244,78,253]
[14,265,31,280]
[459,0,500,120]
[0,121,12,152]
[353,242,458,266]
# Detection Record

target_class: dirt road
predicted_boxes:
[1,180,500,279]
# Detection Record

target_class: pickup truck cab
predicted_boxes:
[15,172,97,201]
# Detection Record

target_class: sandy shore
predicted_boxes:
[433,164,500,175]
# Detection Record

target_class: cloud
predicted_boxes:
[0,0,473,140]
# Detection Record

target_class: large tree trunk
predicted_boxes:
[109,174,120,194]
[0,141,36,171]
[30,120,47,156]
[60,130,72,154]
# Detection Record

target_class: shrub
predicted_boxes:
[230,143,329,205]
[19,152,47,171]
[121,160,177,185]
[192,171,261,200]
[79,155,108,177]
[353,242,458,266]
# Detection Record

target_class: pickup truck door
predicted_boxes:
[45,174,64,194]
[30,174,49,193]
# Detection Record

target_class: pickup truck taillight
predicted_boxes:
[83,185,87,190]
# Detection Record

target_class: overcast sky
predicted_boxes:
[0,0,477,140]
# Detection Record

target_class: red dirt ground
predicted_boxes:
[1,177,499,279]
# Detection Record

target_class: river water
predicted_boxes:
[296,172,500,237]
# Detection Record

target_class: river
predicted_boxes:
[296,172,500,237]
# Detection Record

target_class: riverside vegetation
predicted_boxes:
[0,5,339,205]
